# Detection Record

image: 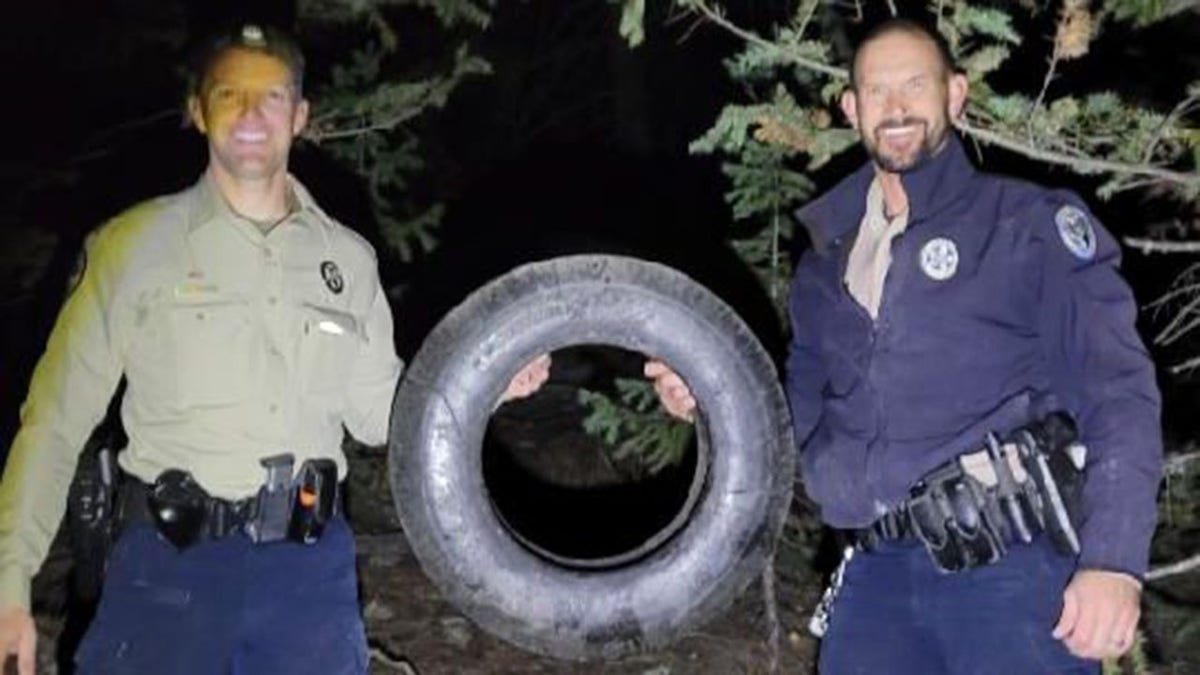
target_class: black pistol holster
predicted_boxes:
[67,427,123,601]
[130,454,341,550]
[855,412,1086,573]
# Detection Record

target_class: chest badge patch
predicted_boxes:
[919,237,959,281]
[1055,205,1096,260]
[320,260,345,294]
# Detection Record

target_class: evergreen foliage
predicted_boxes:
[578,378,693,477]
[299,0,492,262]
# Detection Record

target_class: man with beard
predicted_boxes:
[780,18,1162,672]
[0,23,547,674]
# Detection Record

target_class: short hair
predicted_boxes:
[187,23,305,98]
[850,18,959,88]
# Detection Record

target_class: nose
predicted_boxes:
[882,89,908,118]
[236,91,269,118]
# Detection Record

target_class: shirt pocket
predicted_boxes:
[169,294,255,408]
[298,304,363,395]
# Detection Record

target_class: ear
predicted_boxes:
[188,96,208,134]
[839,88,860,131]
[947,73,968,120]
[292,98,310,137]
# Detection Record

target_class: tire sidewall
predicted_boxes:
[390,255,794,659]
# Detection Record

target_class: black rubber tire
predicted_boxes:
[388,254,795,660]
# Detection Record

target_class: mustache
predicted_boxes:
[874,117,926,132]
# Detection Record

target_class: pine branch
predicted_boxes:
[1026,48,1062,144]
[1124,237,1200,254]
[682,1,848,80]
[1164,450,1200,475]
[1146,553,1200,582]
[685,1,1200,194]
[958,120,1200,192]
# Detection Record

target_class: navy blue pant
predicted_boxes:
[819,536,1099,674]
[75,518,368,674]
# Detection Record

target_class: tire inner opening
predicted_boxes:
[483,344,710,569]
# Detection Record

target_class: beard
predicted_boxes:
[863,115,949,174]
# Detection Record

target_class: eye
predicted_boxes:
[208,86,238,104]
[262,87,292,107]
[905,77,927,94]
[862,84,886,101]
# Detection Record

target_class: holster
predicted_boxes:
[124,454,342,550]
[67,438,121,601]
[854,412,1086,573]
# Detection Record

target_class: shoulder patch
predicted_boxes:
[1054,204,1096,260]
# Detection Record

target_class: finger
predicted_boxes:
[1111,608,1140,655]
[644,360,667,377]
[1053,588,1079,640]
[1068,601,1101,657]
[17,625,34,675]
[667,402,694,422]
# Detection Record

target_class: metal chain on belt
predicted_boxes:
[808,545,855,639]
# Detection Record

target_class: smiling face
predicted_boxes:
[841,29,967,175]
[188,48,309,185]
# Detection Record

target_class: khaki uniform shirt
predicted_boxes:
[845,178,909,319]
[0,173,402,608]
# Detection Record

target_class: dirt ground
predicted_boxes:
[354,533,821,675]
[28,525,822,675]
[23,383,1198,673]
[25,498,1200,675]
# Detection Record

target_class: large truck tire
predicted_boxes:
[389,254,795,660]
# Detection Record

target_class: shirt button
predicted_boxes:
[267,296,278,306]
[268,403,279,414]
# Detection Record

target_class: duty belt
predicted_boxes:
[120,453,343,549]
[850,411,1086,573]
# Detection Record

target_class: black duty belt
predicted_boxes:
[848,412,1086,573]
[120,453,343,549]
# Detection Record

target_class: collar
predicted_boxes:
[185,171,326,235]
[796,133,975,254]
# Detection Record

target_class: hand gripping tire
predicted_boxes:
[388,255,795,660]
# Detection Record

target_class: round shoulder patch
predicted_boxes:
[919,237,959,281]
[320,260,345,294]
[1054,205,1096,260]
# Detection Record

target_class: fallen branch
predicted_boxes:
[762,559,781,674]
[369,645,419,673]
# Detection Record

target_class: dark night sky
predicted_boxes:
[2,1,1200,450]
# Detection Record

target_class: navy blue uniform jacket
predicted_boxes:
[787,134,1162,577]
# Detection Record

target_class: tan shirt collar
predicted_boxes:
[186,172,326,235]
[844,178,910,319]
